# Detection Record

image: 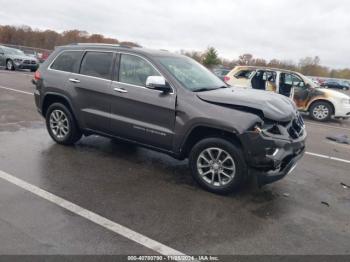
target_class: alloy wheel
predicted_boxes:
[6,60,13,70]
[49,109,70,139]
[196,147,236,187]
[312,104,329,120]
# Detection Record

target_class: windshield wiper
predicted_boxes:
[193,86,227,92]
[193,88,214,92]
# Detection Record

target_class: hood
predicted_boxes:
[10,54,37,61]
[197,87,297,122]
[318,88,350,99]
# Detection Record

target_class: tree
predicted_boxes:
[202,47,221,68]
[238,53,253,65]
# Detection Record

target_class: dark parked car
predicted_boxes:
[0,45,39,72]
[321,80,349,90]
[32,43,306,194]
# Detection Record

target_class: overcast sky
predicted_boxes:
[0,0,349,68]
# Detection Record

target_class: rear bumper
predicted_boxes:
[239,128,306,185]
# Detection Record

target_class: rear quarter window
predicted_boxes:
[50,51,83,73]
[234,70,254,79]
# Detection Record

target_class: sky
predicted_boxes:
[0,0,349,68]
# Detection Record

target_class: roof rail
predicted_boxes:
[69,43,131,48]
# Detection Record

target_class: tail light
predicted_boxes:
[224,76,230,82]
[34,70,41,81]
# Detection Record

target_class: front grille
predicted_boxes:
[288,114,305,139]
[23,60,36,64]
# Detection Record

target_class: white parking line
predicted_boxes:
[0,170,186,256]
[0,70,33,77]
[0,85,33,95]
[306,152,350,164]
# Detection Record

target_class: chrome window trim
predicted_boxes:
[48,49,84,73]
[115,52,175,95]
[47,49,175,95]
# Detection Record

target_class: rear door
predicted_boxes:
[66,51,115,133]
[110,53,176,150]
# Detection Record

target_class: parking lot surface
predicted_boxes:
[0,70,350,256]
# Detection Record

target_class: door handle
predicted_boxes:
[69,78,80,83]
[113,87,128,93]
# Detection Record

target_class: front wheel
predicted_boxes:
[189,138,247,194]
[6,60,15,71]
[309,101,332,121]
[45,103,82,145]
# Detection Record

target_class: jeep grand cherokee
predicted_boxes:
[32,43,306,194]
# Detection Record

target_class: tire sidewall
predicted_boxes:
[189,138,247,194]
[309,101,332,122]
[46,103,80,145]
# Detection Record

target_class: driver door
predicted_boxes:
[110,53,176,150]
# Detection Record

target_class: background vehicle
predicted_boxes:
[225,66,350,121]
[321,80,350,90]
[0,45,39,72]
[32,44,306,194]
[212,68,231,81]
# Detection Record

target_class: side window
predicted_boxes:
[50,51,83,73]
[234,70,254,79]
[291,74,305,87]
[80,52,113,80]
[118,54,160,87]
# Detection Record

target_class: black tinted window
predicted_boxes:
[50,51,82,72]
[80,52,113,79]
[119,54,160,87]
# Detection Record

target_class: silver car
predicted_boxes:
[0,45,39,72]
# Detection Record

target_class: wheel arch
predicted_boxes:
[180,125,242,159]
[308,99,335,115]
[42,93,77,118]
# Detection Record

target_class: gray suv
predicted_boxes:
[0,45,39,72]
[32,43,306,194]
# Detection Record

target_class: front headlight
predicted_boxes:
[341,98,350,104]
[14,58,22,64]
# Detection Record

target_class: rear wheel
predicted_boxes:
[189,138,247,194]
[46,103,82,145]
[309,101,332,121]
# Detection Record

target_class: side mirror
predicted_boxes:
[146,76,171,93]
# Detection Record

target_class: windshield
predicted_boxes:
[156,56,226,91]
[4,47,25,55]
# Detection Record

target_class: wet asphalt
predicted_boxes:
[0,69,350,255]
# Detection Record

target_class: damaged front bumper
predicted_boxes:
[239,116,306,185]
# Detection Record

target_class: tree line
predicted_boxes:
[1,25,349,79]
[183,47,350,79]
[0,25,140,50]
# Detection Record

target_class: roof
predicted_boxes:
[56,43,181,58]
[234,65,298,74]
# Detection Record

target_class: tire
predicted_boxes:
[6,59,15,71]
[309,101,333,122]
[45,103,82,145]
[189,137,247,194]
[30,68,36,72]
